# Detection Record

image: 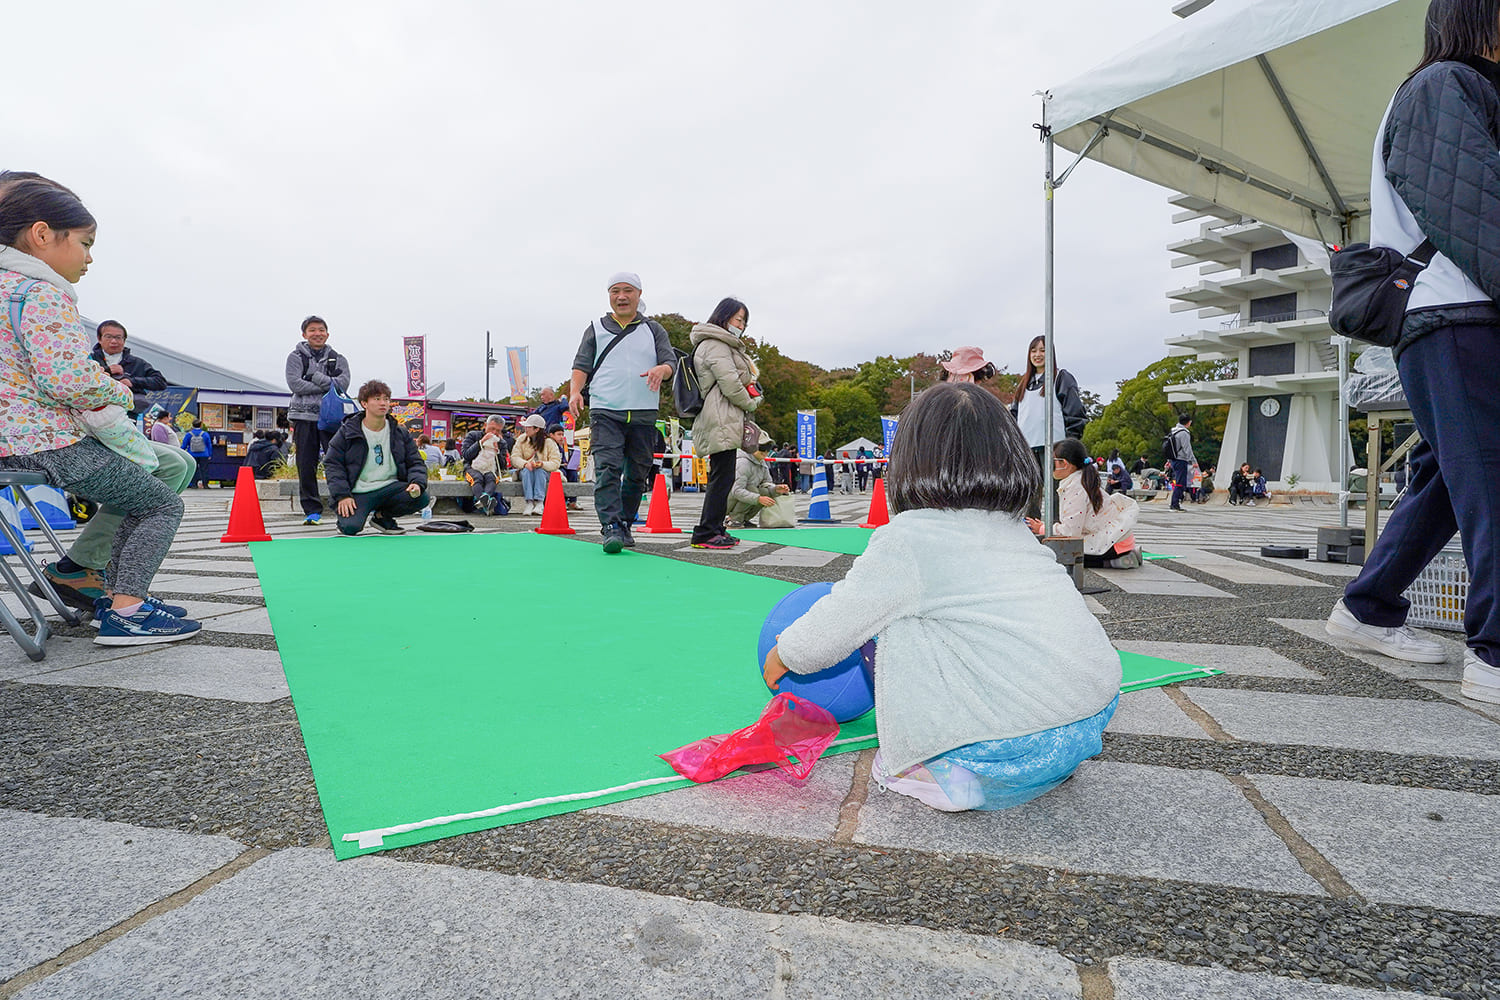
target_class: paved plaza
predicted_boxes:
[1,488,1495,998]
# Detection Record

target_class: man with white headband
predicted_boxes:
[569,272,676,554]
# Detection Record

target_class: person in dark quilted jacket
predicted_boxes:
[1327,0,1500,706]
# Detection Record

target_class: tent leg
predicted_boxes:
[1042,127,1057,532]
[1337,335,1349,528]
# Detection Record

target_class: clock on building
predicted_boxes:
[1259,398,1282,418]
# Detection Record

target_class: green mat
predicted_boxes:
[1117,651,1222,691]
[733,527,874,555]
[252,533,878,859]
[1142,552,1179,561]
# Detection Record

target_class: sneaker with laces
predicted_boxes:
[477,493,495,516]
[1461,649,1500,705]
[95,602,202,646]
[1325,599,1447,663]
[304,512,322,525]
[371,514,406,535]
[871,751,983,812]
[89,595,189,628]
[28,562,105,612]
[619,523,636,548]
[691,534,737,550]
[601,527,624,554]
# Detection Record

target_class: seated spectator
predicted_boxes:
[461,416,507,515]
[90,318,166,416]
[324,379,429,535]
[552,423,582,510]
[243,432,281,479]
[727,431,789,527]
[1105,449,1131,494]
[1251,469,1269,502]
[443,439,461,468]
[1195,464,1216,504]
[1228,463,1254,505]
[1027,438,1141,569]
[418,433,443,472]
[510,413,561,516]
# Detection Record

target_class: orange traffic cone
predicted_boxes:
[221,466,272,543]
[859,477,890,529]
[639,473,682,533]
[535,471,576,535]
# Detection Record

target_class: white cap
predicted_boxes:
[607,272,642,291]
[521,413,547,429]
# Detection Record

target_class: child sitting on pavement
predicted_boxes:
[324,380,430,535]
[762,383,1121,812]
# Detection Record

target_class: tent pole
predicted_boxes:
[1042,108,1057,533]
[1337,335,1349,529]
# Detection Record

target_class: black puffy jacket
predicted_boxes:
[323,413,428,501]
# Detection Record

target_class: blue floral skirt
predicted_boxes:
[925,694,1119,810]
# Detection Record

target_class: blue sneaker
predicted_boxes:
[94,602,202,646]
[89,595,189,628]
[304,512,322,525]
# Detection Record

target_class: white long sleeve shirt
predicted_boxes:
[776,508,1120,774]
[1052,471,1140,556]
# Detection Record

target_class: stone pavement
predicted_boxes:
[1,487,1495,998]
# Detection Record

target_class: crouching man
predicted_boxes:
[325,379,429,536]
[727,431,789,528]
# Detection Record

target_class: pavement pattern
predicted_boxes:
[1,486,1496,998]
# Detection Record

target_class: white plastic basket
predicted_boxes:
[1403,543,1467,632]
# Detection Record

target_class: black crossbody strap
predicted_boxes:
[582,319,642,400]
[1407,238,1437,266]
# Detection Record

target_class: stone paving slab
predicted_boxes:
[0,636,167,680]
[1091,562,1235,598]
[1184,689,1500,760]
[745,548,843,568]
[11,642,289,703]
[1271,618,1464,682]
[1416,681,1500,722]
[855,761,1323,896]
[1105,688,1210,740]
[1252,774,1500,917]
[1150,548,1327,587]
[1114,641,1323,680]
[195,606,274,635]
[593,755,855,841]
[0,809,245,981]
[148,575,262,597]
[14,847,1082,999]
[1111,957,1391,998]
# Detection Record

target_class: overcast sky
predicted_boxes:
[12,0,1207,403]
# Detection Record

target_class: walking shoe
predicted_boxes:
[691,534,736,550]
[88,594,189,628]
[304,512,322,525]
[1247,500,1256,506]
[95,603,202,646]
[371,514,406,535]
[601,527,624,554]
[522,500,534,516]
[871,751,982,812]
[1325,599,1447,663]
[619,523,636,548]
[1461,649,1500,705]
[27,562,105,612]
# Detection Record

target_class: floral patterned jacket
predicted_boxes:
[0,268,133,457]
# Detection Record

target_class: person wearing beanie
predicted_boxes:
[568,272,676,554]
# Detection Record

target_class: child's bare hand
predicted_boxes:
[762,644,789,690]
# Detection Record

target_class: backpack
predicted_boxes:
[672,343,706,419]
[1161,429,1176,464]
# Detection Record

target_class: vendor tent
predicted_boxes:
[1034,0,1425,524]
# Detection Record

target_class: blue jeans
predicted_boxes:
[1345,323,1500,666]
[520,466,550,502]
[1169,459,1189,509]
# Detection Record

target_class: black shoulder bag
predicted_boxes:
[1330,239,1437,347]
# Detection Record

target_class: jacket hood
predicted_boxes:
[0,246,78,304]
[690,322,745,349]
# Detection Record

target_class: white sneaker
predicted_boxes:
[1325,599,1448,663]
[522,500,534,516]
[1247,500,1255,506]
[871,751,982,812]
[1461,649,1500,705]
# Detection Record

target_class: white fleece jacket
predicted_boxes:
[776,508,1121,774]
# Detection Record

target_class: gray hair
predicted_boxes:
[485,415,505,428]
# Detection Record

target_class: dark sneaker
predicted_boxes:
[28,562,104,612]
[477,493,495,516]
[372,515,406,535]
[601,528,624,555]
[89,594,189,629]
[95,603,202,646]
[618,523,636,548]
[304,512,322,525]
[691,534,737,550]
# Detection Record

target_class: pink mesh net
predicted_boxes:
[660,694,840,783]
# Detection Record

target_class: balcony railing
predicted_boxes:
[1219,309,1327,329]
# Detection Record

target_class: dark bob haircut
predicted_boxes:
[886,382,1037,516]
[706,297,749,331]
[1412,0,1500,76]
[357,379,393,403]
[0,177,96,248]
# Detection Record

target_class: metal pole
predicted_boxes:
[1042,113,1057,531]
[485,331,491,403]
[1336,335,1349,528]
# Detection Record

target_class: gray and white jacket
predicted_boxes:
[285,342,352,423]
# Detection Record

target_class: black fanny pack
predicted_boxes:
[1329,238,1437,347]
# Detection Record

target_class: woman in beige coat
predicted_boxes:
[510,413,562,515]
[688,297,761,549]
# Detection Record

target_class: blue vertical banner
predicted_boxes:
[796,409,817,461]
[880,415,899,454]
[506,347,530,404]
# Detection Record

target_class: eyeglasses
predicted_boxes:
[374,443,385,466]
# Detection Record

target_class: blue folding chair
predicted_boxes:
[0,470,85,661]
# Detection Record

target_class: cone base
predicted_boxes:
[638,527,682,534]
[534,527,577,535]
[797,518,846,524]
[858,521,886,529]
[221,533,272,543]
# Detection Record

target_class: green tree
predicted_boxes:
[1083,355,1235,468]
[747,340,818,445]
[816,382,880,445]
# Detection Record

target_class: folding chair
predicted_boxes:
[0,470,86,661]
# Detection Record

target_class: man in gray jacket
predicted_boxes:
[568,273,676,554]
[1166,415,1195,512]
[284,315,352,524]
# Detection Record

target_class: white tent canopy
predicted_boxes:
[1044,0,1426,242]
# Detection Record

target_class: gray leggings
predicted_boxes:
[0,438,183,598]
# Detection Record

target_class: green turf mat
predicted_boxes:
[1117,650,1223,692]
[1142,552,1179,561]
[251,533,878,859]
[732,527,874,555]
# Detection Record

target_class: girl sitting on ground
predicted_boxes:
[1027,438,1142,570]
[761,382,1120,812]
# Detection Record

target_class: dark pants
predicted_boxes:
[1168,459,1190,509]
[590,413,655,530]
[190,455,211,488]
[856,467,869,491]
[336,481,429,535]
[693,450,737,543]
[1345,324,1500,667]
[293,419,334,515]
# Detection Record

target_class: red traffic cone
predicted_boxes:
[221,466,272,543]
[859,477,890,529]
[535,471,576,535]
[639,473,682,533]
